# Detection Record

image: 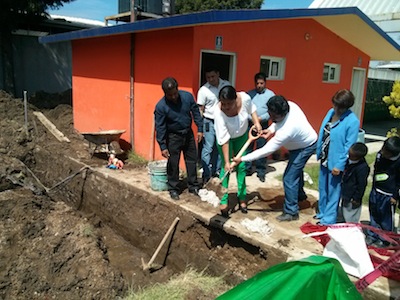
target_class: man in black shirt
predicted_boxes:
[154,77,203,200]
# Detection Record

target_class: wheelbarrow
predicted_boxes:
[81,129,126,157]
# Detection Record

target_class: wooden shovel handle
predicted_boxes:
[235,138,253,160]
[232,127,260,163]
[228,137,253,170]
[147,217,180,268]
[223,127,260,177]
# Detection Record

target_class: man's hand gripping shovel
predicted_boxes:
[203,125,261,195]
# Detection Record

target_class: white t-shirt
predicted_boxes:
[241,101,317,162]
[214,92,256,145]
[197,78,230,119]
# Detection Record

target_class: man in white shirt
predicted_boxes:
[197,67,230,183]
[233,95,317,222]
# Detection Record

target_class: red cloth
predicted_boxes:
[300,222,400,282]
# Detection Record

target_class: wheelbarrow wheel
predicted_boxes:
[109,141,123,154]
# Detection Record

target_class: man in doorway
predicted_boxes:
[246,72,275,182]
[154,77,203,200]
[197,67,230,184]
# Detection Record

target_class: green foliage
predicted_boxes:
[81,224,94,237]
[382,80,400,137]
[0,0,74,28]
[127,150,148,167]
[175,0,263,14]
[0,0,74,94]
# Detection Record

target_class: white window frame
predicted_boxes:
[323,63,341,83]
[260,56,285,80]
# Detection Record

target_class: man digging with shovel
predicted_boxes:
[233,95,317,222]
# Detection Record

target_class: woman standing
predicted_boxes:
[214,86,262,217]
[316,89,360,225]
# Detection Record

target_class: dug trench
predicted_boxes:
[32,147,288,290]
[0,91,289,298]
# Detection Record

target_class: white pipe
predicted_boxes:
[23,90,28,133]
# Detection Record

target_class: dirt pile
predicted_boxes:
[0,91,125,299]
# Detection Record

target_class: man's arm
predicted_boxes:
[190,95,204,143]
[154,106,167,151]
[198,104,205,117]
[352,164,370,207]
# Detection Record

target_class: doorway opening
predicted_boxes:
[350,67,366,121]
[199,51,236,86]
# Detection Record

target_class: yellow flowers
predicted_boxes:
[382,80,400,136]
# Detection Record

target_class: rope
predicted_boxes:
[20,159,89,194]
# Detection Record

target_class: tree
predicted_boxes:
[0,0,74,95]
[175,0,264,14]
[382,80,400,137]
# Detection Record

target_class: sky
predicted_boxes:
[47,0,314,23]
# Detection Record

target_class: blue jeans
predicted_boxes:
[283,142,316,215]
[368,188,394,243]
[245,136,267,177]
[201,118,221,180]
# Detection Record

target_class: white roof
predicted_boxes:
[50,14,104,27]
[310,0,400,20]
[375,63,400,69]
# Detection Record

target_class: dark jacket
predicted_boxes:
[154,90,203,151]
[341,158,370,206]
[372,151,400,202]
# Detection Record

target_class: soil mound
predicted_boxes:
[0,90,125,299]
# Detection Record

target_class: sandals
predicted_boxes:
[239,202,248,214]
[220,201,248,216]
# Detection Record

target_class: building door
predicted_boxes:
[199,51,236,86]
[350,68,366,120]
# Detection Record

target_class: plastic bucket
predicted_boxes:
[148,160,168,191]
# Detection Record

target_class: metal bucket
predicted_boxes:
[148,160,168,191]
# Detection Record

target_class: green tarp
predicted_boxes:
[217,256,362,300]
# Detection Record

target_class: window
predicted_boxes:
[322,63,341,83]
[260,56,285,80]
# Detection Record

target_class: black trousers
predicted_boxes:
[167,130,199,192]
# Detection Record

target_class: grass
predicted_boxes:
[81,224,95,238]
[123,268,231,300]
[127,150,148,167]
[277,152,377,205]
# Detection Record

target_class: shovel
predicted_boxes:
[141,217,180,272]
[204,126,260,192]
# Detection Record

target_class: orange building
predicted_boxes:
[40,8,400,161]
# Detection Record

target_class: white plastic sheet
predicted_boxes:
[322,226,374,278]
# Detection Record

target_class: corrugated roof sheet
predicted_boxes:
[50,14,105,27]
[310,0,400,19]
